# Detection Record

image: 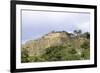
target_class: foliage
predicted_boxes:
[74,29,82,36]
[80,40,90,59]
[21,48,30,63]
[28,45,81,62]
[83,32,90,39]
[40,46,66,61]
[81,49,90,59]
[21,41,90,62]
[81,41,90,49]
[21,30,90,62]
[68,48,77,54]
[28,56,45,62]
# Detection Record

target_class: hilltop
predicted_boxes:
[21,31,90,63]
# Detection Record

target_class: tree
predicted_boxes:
[51,30,55,33]
[83,32,90,39]
[73,29,82,49]
[68,48,77,54]
[81,49,90,59]
[80,40,90,59]
[81,41,90,49]
[74,29,82,37]
[21,48,30,63]
[41,46,66,61]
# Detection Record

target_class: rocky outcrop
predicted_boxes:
[22,31,72,56]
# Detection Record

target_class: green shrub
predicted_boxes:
[21,42,90,62]
[81,49,90,59]
[41,46,66,61]
[64,54,81,60]
[21,48,30,63]
[68,48,77,54]
[81,41,90,49]
[40,45,81,61]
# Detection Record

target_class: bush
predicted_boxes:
[81,49,90,59]
[81,41,90,49]
[21,43,89,62]
[68,48,77,54]
[64,54,81,60]
[29,56,45,62]
[21,48,30,63]
[40,45,81,61]
[41,46,66,61]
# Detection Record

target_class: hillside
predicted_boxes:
[21,31,90,63]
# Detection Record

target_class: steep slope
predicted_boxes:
[22,31,71,56]
[21,31,90,63]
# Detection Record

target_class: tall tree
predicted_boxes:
[73,29,82,49]
[74,29,82,37]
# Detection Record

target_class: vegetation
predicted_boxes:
[81,40,90,59]
[21,30,90,63]
[74,29,82,37]
[21,48,30,63]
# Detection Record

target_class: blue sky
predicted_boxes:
[22,10,90,43]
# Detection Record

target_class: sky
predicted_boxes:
[22,10,90,43]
